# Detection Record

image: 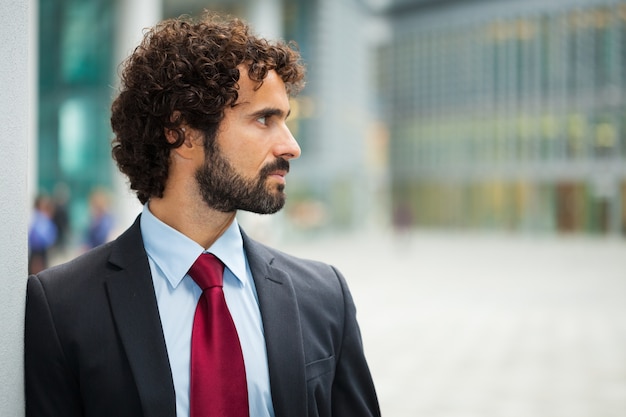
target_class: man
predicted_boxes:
[27,193,58,274]
[25,13,380,417]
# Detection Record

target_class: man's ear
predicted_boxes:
[165,126,189,146]
[164,110,188,146]
[168,126,202,161]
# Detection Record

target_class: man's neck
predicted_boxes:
[147,196,236,250]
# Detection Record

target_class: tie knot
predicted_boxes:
[188,253,225,290]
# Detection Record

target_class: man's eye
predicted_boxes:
[257,116,267,125]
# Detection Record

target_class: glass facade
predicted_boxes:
[38,0,115,237]
[379,1,626,235]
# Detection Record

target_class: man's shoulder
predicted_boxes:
[243,235,343,296]
[33,219,144,289]
[245,235,332,271]
[34,241,116,286]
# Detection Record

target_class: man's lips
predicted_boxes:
[268,170,288,183]
[262,158,290,184]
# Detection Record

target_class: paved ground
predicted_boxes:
[278,230,626,417]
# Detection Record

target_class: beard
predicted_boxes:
[195,145,290,214]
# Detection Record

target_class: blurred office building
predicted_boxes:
[378,0,626,236]
[36,0,626,242]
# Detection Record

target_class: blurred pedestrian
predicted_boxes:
[393,199,414,246]
[84,188,114,249]
[51,182,71,254]
[28,194,57,274]
[25,12,380,417]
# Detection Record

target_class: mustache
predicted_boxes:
[260,158,290,177]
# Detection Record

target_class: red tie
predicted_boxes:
[188,253,249,417]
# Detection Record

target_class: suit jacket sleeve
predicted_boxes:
[25,274,83,417]
[330,266,381,417]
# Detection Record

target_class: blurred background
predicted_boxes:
[30,0,625,416]
[32,0,626,253]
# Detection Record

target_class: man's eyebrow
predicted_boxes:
[249,107,291,119]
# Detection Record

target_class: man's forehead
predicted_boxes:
[233,68,289,109]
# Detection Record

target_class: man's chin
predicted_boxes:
[245,194,286,215]
[241,206,283,215]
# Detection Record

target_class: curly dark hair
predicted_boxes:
[110,12,306,204]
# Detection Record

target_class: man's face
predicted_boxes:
[195,67,301,214]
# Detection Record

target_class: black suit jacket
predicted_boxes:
[25,216,380,417]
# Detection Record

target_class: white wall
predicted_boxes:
[0,0,32,415]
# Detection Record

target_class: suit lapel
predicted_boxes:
[243,233,307,417]
[105,217,176,417]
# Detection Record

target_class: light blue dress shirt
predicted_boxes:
[140,204,275,417]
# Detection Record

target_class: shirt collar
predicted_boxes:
[140,203,248,289]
